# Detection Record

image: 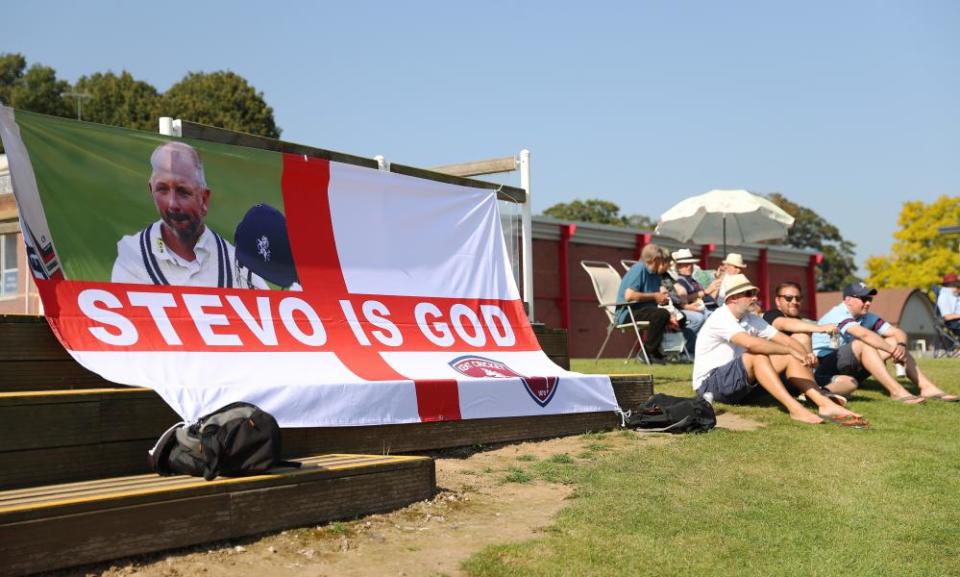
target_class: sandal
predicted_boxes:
[825,414,869,429]
[891,394,926,404]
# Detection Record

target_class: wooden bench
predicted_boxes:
[0,375,652,489]
[0,454,435,577]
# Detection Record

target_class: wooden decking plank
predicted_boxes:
[0,455,430,522]
[0,457,435,576]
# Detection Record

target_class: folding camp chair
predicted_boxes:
[580,260,651,364]
[932,285,960,358]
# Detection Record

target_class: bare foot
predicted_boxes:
[790,411,825,425]
[920,387,960,401]
[818,405,861,420]
[891,393,926,405]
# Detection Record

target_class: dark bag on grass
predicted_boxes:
[624,394,716,434]
[148,402,297,480]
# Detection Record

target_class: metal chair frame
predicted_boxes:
[580,260,651,364]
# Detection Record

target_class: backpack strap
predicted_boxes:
[139,223,169,286]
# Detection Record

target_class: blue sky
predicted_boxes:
[3,1,958,272]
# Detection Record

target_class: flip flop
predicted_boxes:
[891,394,926,404]
[922,393,960,403]
[824,414,869,429]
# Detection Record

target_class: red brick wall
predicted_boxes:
[534,234,814,359]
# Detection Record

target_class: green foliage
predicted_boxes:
[73,71,161,131]
[160,71,281,138]
[0,54,282,149]
[0,54,72,118]
[501,466,533,484]
[542,199,653,229]
[766,192,860,291]
[0,53,72,152]
[626,213,656,229]
[865,195,960,290]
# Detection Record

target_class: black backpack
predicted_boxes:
[624,394,717,434]
[148,402,297,480]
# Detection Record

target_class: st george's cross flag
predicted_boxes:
[0,108,619,427]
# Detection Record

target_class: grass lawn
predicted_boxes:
[463,358,960,577]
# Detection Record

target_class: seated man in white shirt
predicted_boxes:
[693,274,866,426]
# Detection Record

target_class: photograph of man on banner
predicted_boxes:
[112,141,271,289]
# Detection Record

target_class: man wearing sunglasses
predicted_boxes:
[763,282,852,403]
[812,282,958,403]
[694,274,866,425]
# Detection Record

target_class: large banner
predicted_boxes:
[0,108,618,427]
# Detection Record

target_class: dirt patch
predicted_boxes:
[714,410,765,431]
[53,422,754,577]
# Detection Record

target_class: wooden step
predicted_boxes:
[0,375,652,490]
[0,454,435,577]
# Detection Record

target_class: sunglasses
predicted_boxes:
[733,290,758,299]
[777,294,803,303]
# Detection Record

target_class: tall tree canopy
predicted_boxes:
[0,53,72,118]
[865,195,960,290]
[765,193,860,291]
[0,54,282,152]
[541,199,653,229]
[73,71,161,131]
[160,71,281,138]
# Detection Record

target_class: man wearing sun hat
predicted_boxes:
[813,282,958,403]
[704,252,747,305]
[693,273,866,425]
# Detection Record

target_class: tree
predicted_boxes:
[160,71,281,138]
[865,195,960,290]
[0,53,73,153]
[0,53,72,118]
[73,71,161,131]
[542,199,653,229]
[766,193,860,291]
[626,213,656,229]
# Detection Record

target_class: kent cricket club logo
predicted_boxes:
[449,355,559,407]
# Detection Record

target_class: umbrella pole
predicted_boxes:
[722,214,727,256]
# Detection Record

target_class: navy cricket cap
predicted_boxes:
[842,282,877,299]
[234,203,298,288]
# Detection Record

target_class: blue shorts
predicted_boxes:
[814,342,868,387]
[696,356,755,404]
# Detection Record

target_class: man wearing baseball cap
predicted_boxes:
[693,273,866,425]
[936,273,960,337]
[812,282,958,403]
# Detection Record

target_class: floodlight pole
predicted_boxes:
[519,149,533,321]
[64,91,92,121]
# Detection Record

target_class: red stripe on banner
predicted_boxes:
[280,154,407,383]
[279,154,461,418]
[414,379,462,421]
